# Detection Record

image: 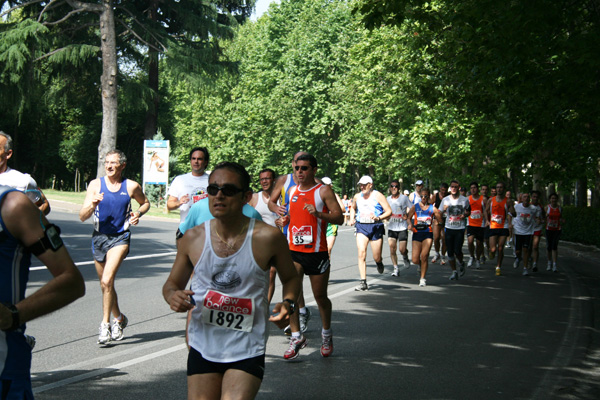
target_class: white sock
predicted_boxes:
[322,328,332,336]
[299,307,307,315]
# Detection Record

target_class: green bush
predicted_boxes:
[560,206,600,248]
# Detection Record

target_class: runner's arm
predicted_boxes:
[79,179,101,222]
[268,231,301,329]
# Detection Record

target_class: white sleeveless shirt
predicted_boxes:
[188,218,270,362]
[254,191,278,227]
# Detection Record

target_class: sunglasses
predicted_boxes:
[390,185,399,188]
[294,165,310,171]
[207,184,244,197]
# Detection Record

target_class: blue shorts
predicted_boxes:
[412,231,433,242]
[355,222,385,241]
[92,230,130,262]
[187,347,265,380]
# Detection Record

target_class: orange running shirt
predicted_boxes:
[489,197,508,229]
[468,195,485,227]
[287,184,328,253]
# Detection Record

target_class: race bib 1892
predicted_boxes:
[202,290,254,332]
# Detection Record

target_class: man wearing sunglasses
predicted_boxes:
[349,175,392,291]
[282,154,343,360]
[163,162,301,399]
[484,182,516,276]
[387,179,412,276]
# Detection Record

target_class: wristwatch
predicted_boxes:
[283,299,296,315]
[1,303,20,331]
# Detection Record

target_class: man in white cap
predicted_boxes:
[409,180,424,205]
[349,176,392,291]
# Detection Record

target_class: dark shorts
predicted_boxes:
[546,230,561,251]
[388,230,409,241]
[515,234,532,251]
[412,231,433,242]
[488,228,509,237]
[444,228,465,259]
[187,347,265,381]
[484,225,492,239]
[92,231,130,262]
[0,378,34,400]
[291,250,330,275]
[467,226,485,242]
[355,222,385,241]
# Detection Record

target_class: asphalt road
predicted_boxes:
[25,206,600,399]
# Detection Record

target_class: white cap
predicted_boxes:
[415,180,423,185]
[321,177,332,185]
[358,176,373,185]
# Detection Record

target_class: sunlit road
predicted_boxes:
[27,208,600,399]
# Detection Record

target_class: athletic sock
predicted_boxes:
[322,328,332,336]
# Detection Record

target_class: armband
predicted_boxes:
[175,228,184,240]
[1,303,20,331]
[26,224,64,256]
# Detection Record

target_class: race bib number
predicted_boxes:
[519,213,531,223]
[292,225,313,245]
[415,216,431,230]
[448,215,462,226]
[470,210,482,220]
[491,214,504,224]
[390,213,403,224]
[548,219,559,228]
[202,290,254,332]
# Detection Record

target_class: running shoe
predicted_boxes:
[532,263,538,272]
[321,334,333,358]
[284,336,307,360]
[111,314,128,341]
[376,261,385,274]
[391,266,399,277]
[355,280,368,291]
[403,256,411,269]
[547,263,552,271]
[475,259,482,270]
[449,270,458,280]
[25,334,36,349]
[459,261,466,277]
[505,242,512,248]
[98,322,112,345]
[431,254,439,263]
[513,259,520,269]
[552,265,558,273]
[522,268,530,276]
[419,278,426,287]
[467,258,474,268]
[481,255,486,264]
[440,255,446,265]
[495,267,501,276]
[299,308,311,334]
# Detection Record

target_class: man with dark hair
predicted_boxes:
[0,131,50,215]
[167,146,211,222]
[163,161,300,399]
[386,179,412,276]
[439,180,471,280]
[282,153,343,359]
[79,149,150,345]
[0,187,85,399]
[249,168,279,303]
[484,182,516,276]
[467,181,487,269]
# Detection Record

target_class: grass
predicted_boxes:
[44,189,180,220]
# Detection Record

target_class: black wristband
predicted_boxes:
[283,298,295,315]
[1,303,20,331]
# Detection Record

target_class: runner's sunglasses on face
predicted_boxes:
[207,184,244,197]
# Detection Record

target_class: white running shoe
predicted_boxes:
[111,314,128,341]
[98,323,112,345]
[467,258,474,268]
[522,268,530,276]
[449,271,458,280]
[547,263,552,271]
[475,259,482,269]
[431,254,439,263]
[403,256,411,269]
[552,265,558,273]
[419,278,426,287]
[391,267,399,277]
[513,259,520,269]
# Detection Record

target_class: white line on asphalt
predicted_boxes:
[33,343,187,394]
[30,251,177,271]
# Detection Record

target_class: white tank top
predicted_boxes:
[188,218,270,362]
[254,191,277,227]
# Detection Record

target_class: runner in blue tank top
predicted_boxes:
[79,150,150,346]
[0,186,84,399]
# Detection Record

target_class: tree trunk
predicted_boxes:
[592,158,600,208]
[575,178,587,207]
[143,0,160,140]
[96,0,118,178]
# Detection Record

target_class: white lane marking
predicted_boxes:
[30,251,177,271]
[33,343,187,394]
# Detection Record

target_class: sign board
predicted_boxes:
[143,140,169,185]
